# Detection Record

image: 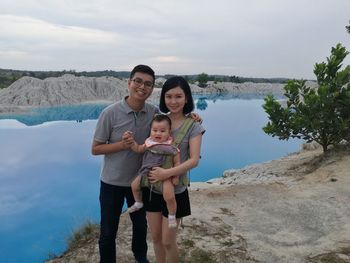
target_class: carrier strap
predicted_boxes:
[162,117,195,169]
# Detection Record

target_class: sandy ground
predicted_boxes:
[47,145,350,263]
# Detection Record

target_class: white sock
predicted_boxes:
[134,202,143,209]
[168,214,176,220]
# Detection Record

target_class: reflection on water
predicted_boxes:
[196,98,208,110]
[0,95,300,262]
[0,93,282,126]
[0,120,101,263]
[0,104,109,126]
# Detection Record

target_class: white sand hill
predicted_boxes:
[0,74,298,113]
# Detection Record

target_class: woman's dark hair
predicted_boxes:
[151,114,172,128]
[130,64,155,83]
[159,76,194,114]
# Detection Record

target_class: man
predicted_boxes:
[92,65,157,263]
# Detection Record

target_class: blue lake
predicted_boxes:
[0,95,301,263]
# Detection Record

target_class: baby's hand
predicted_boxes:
[122,131,134,148]
[123,130,133,137]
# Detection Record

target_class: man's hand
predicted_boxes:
[122,131,135,149]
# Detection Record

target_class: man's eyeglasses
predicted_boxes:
[132,78,154,89]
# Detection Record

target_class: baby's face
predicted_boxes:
[150,120,171,143]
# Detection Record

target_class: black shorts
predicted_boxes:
[142,188,191,218]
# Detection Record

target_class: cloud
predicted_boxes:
[0,192,44,217]
[0,121,94,177]
[0,0,350,78]
[153,56,180,63]
[0,15,121,48]
[0,119,27,128]
[0,50,30,59]
[0,14,127,70]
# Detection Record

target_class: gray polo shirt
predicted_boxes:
[93,97,158,186]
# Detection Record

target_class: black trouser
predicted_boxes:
[99,181,148,263]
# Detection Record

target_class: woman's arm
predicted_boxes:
[173,152,181,168]
[148,134,202,182]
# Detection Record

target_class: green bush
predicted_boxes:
[197,72,209,87]
[263,43,350,153]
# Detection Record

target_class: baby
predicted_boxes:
[124,114,180,228]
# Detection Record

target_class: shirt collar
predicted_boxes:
[121,96,148,114]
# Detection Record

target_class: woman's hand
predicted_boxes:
[148,167,168,183]
[190,112,203,124]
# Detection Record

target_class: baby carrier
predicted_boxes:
[140,117,195,193]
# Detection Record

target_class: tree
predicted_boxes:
[346,20,350,34]
[197,73,209,87]
[196,98,208,110]
[263,43,350,153]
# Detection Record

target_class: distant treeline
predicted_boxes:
[166,74,289,84]
[0,68,290,89]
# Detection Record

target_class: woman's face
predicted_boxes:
[164,86,186,114]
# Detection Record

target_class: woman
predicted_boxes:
[143,76,205,263]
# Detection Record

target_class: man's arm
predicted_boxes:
[91,131,134,155]
[91,140,126,155]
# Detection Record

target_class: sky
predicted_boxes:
[0,0,349,79]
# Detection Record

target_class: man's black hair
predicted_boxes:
[130,64,155,83]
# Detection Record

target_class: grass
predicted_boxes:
[45,220,99,262]
[46,251,59,261]
[179,247,217,263]
[182,238,195,248]
[219,207,235,216]
[66,220,99,252]
[307,246,350,263]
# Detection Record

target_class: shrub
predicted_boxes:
[263,43,350,153]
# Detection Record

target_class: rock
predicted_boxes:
[302,141,322,151]
[0,74,129,108]
[0,76,314,113]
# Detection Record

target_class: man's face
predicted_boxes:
[128,72,154,102]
